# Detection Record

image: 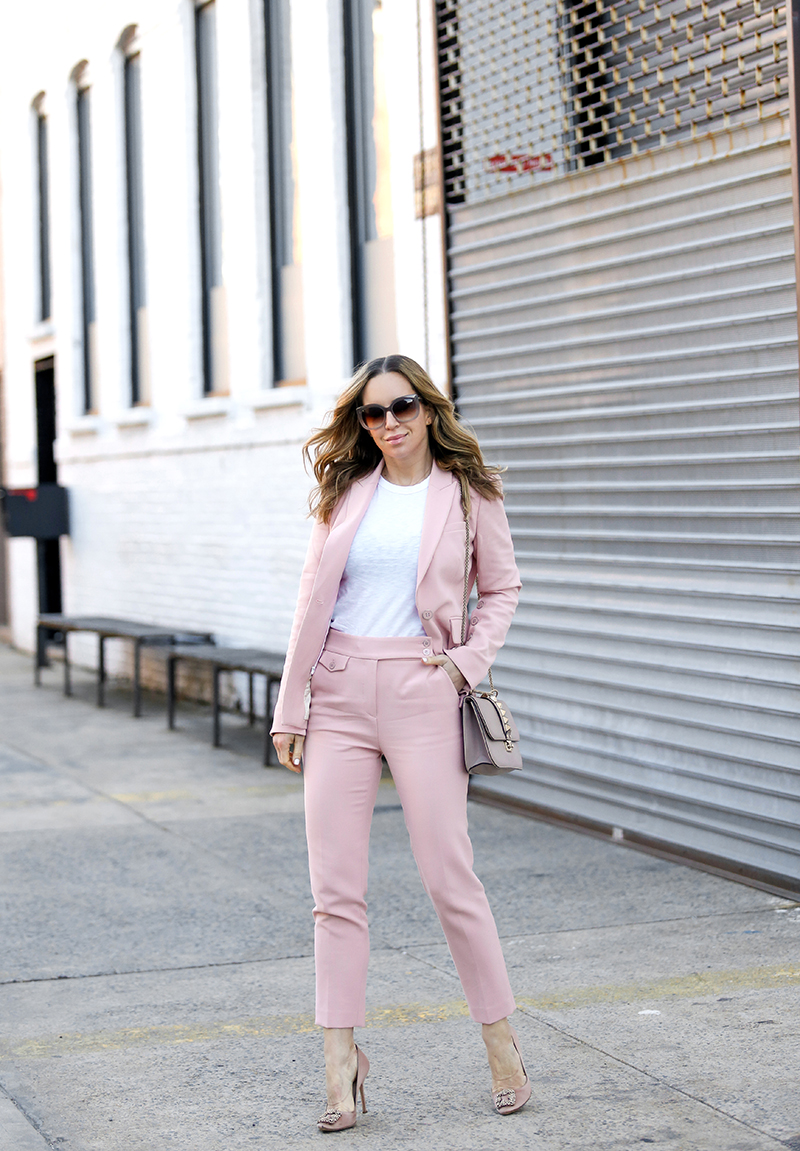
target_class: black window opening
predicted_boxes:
[36,108,52,322]
[76,86,96,413]
[264,0,305,385]
[124,51,148,405]
[34,357,63,616]
[563,0,614,169]
[343,0,397,367]
[0,365,5,623]
[434,0,465,207]
[195,0,227,395]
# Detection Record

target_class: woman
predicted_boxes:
[272,354,530,1130]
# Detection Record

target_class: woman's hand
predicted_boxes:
[272,732,305,773]
[422,653,468,693]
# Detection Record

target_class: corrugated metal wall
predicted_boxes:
[438,0,800,885]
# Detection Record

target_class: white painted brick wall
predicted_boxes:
[0,0,447,679]
[59,417,316,677]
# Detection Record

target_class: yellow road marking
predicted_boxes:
[2,964,797,1060]
[110,790,196,803]
[0,783,305,809]
[516,964,800,1012]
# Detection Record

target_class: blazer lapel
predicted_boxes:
[417,463,459,587]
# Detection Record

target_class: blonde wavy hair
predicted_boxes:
[304,354,503,523]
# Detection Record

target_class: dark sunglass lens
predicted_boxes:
[361,405,386,429]
[392,396,418,421]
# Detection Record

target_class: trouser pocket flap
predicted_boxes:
[318,653,350,672]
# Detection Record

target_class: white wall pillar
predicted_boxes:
[138,1,203,425]
[91,45,132,419]
[291,0,353,411]
[215,0,272,406]
[383,0,448,392]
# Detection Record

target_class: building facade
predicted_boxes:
[1,0,798,890]
[0,0,447,668]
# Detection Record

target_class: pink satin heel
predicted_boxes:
[492,1025,532,1115]
[317,1045,369,1133]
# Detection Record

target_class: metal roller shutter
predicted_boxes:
[437,0,800,888]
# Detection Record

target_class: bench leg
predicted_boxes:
[64,632,71,697]
[264,674,278,767]
[212,667,221,747]
[35,624,45,685]
[262,674,271,766]
[248,672,255,726]
[133,640,142,717]
[97,636,106,707]
[167,657,177,729]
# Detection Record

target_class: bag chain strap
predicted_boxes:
[460,483,514,751]
[460,488,496,696]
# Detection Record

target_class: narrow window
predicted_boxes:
[343,0,398,365]
[34,357,63,615]
[124,50,148,405]
[76,81,97,413]
[195,0,227,395]
[34,98,52,322]
[563,0,613,168]
[265,0,305,385]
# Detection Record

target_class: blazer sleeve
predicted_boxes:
[271,515,330,735]
[444,490,521,689]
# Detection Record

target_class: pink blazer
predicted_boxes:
[271,461,521,735]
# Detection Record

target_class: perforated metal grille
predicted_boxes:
[437,0,788,204]
[437,0,466,202]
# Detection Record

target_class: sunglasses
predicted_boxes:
[356,394,421,431]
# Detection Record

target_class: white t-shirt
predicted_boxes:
[330,475,429,638]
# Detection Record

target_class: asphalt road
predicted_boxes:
[1,641,798,1150]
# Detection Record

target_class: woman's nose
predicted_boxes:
[384,409,400,429]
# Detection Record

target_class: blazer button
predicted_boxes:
[477,599,485,608]
[328,658,336,669]
[422,610,432,619]
[422,638,431,647]
[316,597,323,605]
[471,614,479,625]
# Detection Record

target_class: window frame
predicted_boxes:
[75,75,97,414]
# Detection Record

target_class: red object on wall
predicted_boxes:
[486,152,554,174]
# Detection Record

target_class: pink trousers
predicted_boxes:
[303,630,516,1029]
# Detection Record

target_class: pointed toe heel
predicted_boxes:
[492,1026,532,1116]
[317,1046,369,1133]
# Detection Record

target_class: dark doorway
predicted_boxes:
[34,357,62,615]
[0,365,7,627]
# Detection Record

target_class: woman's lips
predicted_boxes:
[384,433,406,445]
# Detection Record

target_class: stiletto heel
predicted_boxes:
[492,1025,532,1115]
[318,1045,370,1132]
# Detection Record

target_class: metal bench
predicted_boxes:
[163,644,285,765]
[36,614,213,717]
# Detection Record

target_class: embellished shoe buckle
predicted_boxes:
[495,1088,517,1110]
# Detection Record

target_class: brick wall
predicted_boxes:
[58,415,316,698]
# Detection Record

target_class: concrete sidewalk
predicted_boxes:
[0,641,798,1151]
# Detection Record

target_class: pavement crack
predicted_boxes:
[2,737,303,898]
[518,1007,789,1148]
[0,1081,56,1148]
[492,903,791,941]
[0,951,314,988]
